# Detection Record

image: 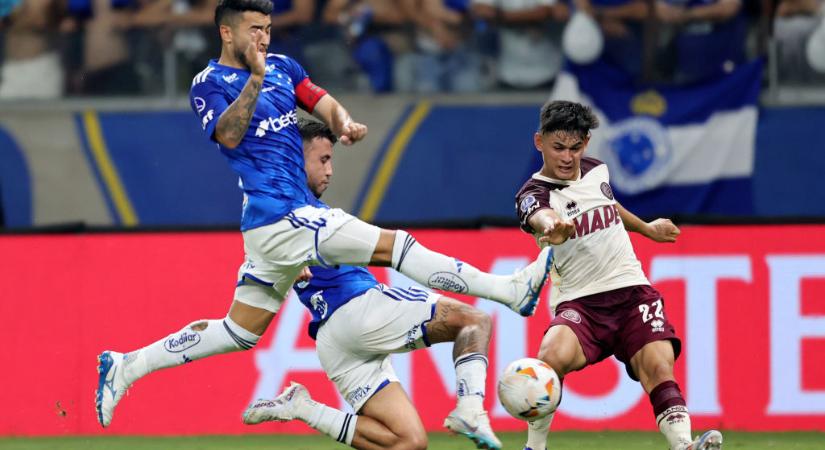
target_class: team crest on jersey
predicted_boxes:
[599,117,673,195]
[222,73,239,84]
[600,182,614,200]
[560,309,582,324]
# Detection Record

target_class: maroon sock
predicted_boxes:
[649,380,686,418]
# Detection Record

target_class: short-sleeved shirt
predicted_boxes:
[515,157,649,309]
[189,54,322,231]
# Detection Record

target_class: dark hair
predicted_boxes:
[298,118,337,145]
[214,0,273,27]
[538,100,599,138]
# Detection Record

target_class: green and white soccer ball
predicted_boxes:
[497,357,562,421]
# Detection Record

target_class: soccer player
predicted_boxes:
[514,100,723,450]
[95,0,553,430]
[242,118,501,449]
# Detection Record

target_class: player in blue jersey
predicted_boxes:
[95,0,553,432]
[240,119,502,449]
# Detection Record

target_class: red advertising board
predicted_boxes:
[1,226,824,436]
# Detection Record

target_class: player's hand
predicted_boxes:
[644,218,680,243]
[296,267,313,283]
[243,29,267,77]
[339,120,368,145]
[538,217,575,245]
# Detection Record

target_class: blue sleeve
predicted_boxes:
[271,53,309,84]
[190,76,230,143]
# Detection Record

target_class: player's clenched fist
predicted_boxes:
[243,29,267,77]
[339,121,368,145]
[644,218,680,243]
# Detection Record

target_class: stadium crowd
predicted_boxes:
[0,0,823,99]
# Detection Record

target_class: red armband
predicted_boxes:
[295,78,327,113]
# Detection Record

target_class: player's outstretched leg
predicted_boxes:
[424,298,501,449]
[245,382,429,450]
[96,315,261,427]
[386,231,553,317]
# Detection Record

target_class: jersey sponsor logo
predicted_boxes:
[560,309,582,324]
[164,330,201,353]
[192,66,214,86]
[265,63,276,73]
[255,109,298,137]
[262,86,277,93]
[222,73,239,84]
[570,205,622,240]
[565,200,581,217]
[202,109,214,130]
[601,182,614,200]
[193,97,206,113]
[427,272,468,294]
[599,117,673,195]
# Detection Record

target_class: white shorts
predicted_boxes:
[316,285,440,412]
[233,205,382,313]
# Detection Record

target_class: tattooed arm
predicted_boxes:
[214,74,263,149]
[214,29,266,149]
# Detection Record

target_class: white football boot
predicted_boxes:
[508,246,554,317]
[687,430,723,450]
[243,382,311,425]
[95,351,130,427]
[444,407,502,450]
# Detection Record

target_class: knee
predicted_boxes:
[537,340,572,376]
[400,432,428,450]
[644,359,675,386]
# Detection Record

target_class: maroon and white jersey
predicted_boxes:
[514,157,649,310]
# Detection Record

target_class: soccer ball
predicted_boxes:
[497,357,562,421]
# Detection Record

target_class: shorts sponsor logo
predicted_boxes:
[560,309,582,324]
[405,324,422,350]
[164,331,201,353]
[428,272,468,294]
[346,385,371,406]
[650,319,665,333]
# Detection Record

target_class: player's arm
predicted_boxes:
[616,202,680,243]
[529,209,575,245]
[312,94,368,146]
[214,30,266,149]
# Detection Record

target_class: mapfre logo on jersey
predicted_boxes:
[255,110,298,137]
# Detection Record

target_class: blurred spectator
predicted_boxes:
[573,0,649,78]
[656,0,746,83]
[471,0,569,89]
[66,0,141,95]
[267,0,314,61]
[0,0,64,99]
[398,0,488,92]
[774,0,825,82]
[324,0,409,92]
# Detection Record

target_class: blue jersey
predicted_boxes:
[189,54,320,230]
[294,264,379,340]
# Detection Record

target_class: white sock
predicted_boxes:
[391,230,512,302]
[525,412,555,450]
[455,353,487,410]
[122,316,259,385]
[300,400,358,446]
[657,405,693,450]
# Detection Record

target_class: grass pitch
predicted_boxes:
[0,432,822,450]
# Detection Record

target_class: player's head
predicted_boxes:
[299,118,337,198]
[215,0,272,66]
[534,100,599,180]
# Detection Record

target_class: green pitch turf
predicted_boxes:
[0,432,822,450]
